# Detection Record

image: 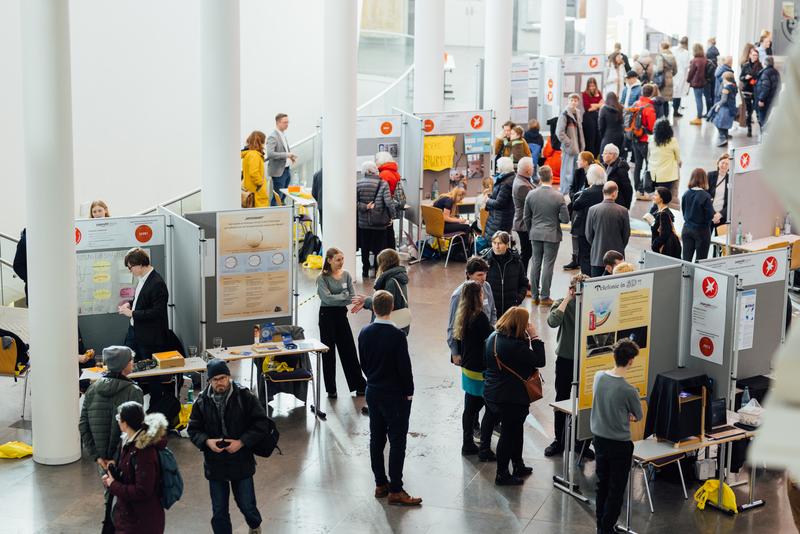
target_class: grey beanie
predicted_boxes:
[104,346,133,373]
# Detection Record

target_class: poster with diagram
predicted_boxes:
[578,273,653,409]
[216,208,293,323]
[77,249,145,316]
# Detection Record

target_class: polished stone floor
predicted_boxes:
[0,111,797,533]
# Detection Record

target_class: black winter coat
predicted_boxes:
[571,184,605,237]
[188,382,270,481]
[484,172,516,236]
[739,60,762,95]
[605,157,633,209]
[481,249,528,317]
[706,170,729,226]
[598,105,624,154]
[456,312,493,373]
[483,332,546,405]
[754,66,780,107]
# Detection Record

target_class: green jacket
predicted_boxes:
[547,298,576,360]
[79,374,143,460]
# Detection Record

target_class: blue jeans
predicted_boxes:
[367,392,411,492]
[271,166,291,205]
[693,87,705,118]
[209,477,261,534]
[560,153,577,194]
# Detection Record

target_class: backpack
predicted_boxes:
[132,447,184,510]
[623,103,653,141]
[235,391,282,458]
[704,61,716,83]
[298,231,322,263]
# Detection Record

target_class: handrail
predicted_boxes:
[357,64,414,112]
[0,258,13,269]
[0,232,19,245]
[137,187,202,215]
[360,29,414,40]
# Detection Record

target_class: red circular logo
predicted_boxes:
[470,115,484,129]
[589,57,599,68]
[740,152,751,169]
[135,225,153,243]
[75,228,82,244]
[699,336,714,357]
[380,121,393,135]
[762,256,778,277]
[701,276,718,298]
[546,91,553,102]
[423,119,435,133]
[547,78,554,88]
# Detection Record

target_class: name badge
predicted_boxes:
[341,283,348,289]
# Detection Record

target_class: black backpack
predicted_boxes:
[298,231,322,263]
[704,61,716,83]
[235,392,281,457]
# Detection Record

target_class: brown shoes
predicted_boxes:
[388,490,423,506]
[689,118,702,125]
[531,297,540,305]
[540,298,554,307]
[375,484,389,498]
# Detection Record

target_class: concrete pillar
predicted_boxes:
[413,0,445,112]
[484,0,513,125]
[540,0,567,57]
[19,0,80,465]
[322,0,358,275]
[584,0,609,54]
[201,0,241,211]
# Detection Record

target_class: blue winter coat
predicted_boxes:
[713,82,738,130]
[714,64,733,103]
[754,66,780,108]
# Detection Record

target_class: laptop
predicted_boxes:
[706,398,743,438]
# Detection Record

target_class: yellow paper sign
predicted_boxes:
[423,135,455,171]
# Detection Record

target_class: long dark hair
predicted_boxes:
[118,401,146,431]
[453,281,484,341]
[653,119,674,147]
[604,92,622,113]
[321,247,342,276]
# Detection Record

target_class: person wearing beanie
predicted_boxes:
[188,359,270,534]
[79,345,143,473]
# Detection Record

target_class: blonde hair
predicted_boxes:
[439,187,465,215]
[495,306,529,339]
[613,262,636,274]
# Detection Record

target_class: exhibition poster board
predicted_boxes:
[510,55,530,124]
[527,55,540,122]
[356,115,402,170]
[416,110,494,199]
[577,272,653,410]
[561,54,604,108]
[397,109,424,226]
[75,215,165,252]
[216,208,293,323]
[538,57,561,122]
[690,268,730,365]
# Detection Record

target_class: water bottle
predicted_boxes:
[785,213,792,236]
[431,179,439,200]
[187,384,195,404]
[740,386,751,410]
[735,222,743,245]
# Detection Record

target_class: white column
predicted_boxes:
[584,0,609,54]
[322,0,358,275]
[413,0,445,113]
[19,0,80,465]
[484,0,513,124]
[540,0,567,57]
[201,0,241,211]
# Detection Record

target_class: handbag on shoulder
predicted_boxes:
[493,336,543,402]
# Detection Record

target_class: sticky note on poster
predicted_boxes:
[423,135,455,171]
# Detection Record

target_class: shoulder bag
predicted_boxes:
[388,278,412,330]
[493,336,542,402]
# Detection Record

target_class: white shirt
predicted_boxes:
[131,267,153,326]
[713,175,727,213]
[278,129,291,168]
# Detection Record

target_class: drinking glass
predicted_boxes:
[213,337,223,349]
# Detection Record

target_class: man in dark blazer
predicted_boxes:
[585,182,631,278]
[571,165,607,275]
[118,247,169,361]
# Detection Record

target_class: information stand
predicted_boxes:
[727,144,792,244]
[560,55,605,106]
[75,215,168,352]
[416,109,494,200]
[510,55,531,124]
[538,57,561,123]
[186,207,297,350]
[701,247,791,379]
[356,114,403,169]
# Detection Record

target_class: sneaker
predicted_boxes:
[689,118,702,125]
[562,260,579,270]
[327,392,337,399]
[636,192,650,201]
[544,440,564,457]
[375,484,390,498]
[478,449,497,462]
[512,462,533,477]
[388,490,423,506]
[716,140,728,148]
[461,442,480,456]
[531,297,540,305]
[674,111,684,118]
[539,298,554,307]
[495,473,524,486]
[248,528,261,534]
[581,447,596,461]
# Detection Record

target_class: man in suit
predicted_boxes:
[523,165,569,306]
[585,182,631,278]
[118,247,169,361]
[266,113,296,205]
[571,164,607,275]
[511,157,536,273]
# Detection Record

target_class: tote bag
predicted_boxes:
[388,278,412,330]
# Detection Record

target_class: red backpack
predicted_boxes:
[623,102,653,141]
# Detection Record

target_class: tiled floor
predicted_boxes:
[0,109,797,533]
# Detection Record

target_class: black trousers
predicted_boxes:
[124,325,166,401]
[743,94,755,131]
[681,226,711,262]
[553,357,573,446]
[594,436,633,533]
[577,235,592,275]
[463,393,496,450]
[632,141,649,193]
[318,306,366,394]
[516,230,532,273]
[367,393,411,492]
[359,228,387,275]
[486,400,529,476]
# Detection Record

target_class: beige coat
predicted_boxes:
[655,50,678,99]
[647,137,681,183]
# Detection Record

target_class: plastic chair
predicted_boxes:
[0,338,30,420]
[791,240,800,271]
[420,205,468,268]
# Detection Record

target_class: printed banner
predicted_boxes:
[578,273,653,410]
[703,249,788,287]
[356,115,401,139]
[690,268,729,365]
[75,216,165,251]
[417,110,492,136]
[731,144,762,174]
[216,208,293,323]
[423,135,456,171]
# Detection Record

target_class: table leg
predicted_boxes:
[617,459,638,534]
[552,413,590,503]
[309,351,326,421]
[738,461,766,511]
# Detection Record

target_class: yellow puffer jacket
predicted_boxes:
[241,150,269,207]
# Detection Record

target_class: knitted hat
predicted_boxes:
[103,346,133,373]
[206,358,231,380]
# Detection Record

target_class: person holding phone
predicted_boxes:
[188,359,270,534]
